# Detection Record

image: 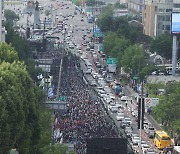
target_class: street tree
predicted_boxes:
[73,0,81,6]
[96,5,113,32]
[150,33,172,59]
[146,82,180,134]
[121,44,146,77]
[0,42,19,63]
[4,9,19,26]
[5,23,31,60]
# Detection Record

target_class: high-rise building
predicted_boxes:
[127,0,144,17]
[142,0,180,38]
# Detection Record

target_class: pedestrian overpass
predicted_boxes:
[44,101,67,112]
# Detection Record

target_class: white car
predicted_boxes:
[132,136,140,145]
[116,103,122,108]
[111,106,118,113]
[116,112,124,121]
[105,98,113,104]
[132,111,138,117]
[120,96,128,101]
[141,144,150,153]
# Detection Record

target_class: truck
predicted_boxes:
[115,85,122,95]
[108,64,116,73]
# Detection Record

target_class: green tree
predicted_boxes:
[147,82,180,134]
[73,0,81,6]
[0,43,42,154]
[4,9,19,26]
[114,2,127,8]
[42,144,75,154]
[0,42,19,63]
[103,32,117,55]
[96,5,113,32]
[121,44,146,77]
[150,33,172,59]
[5,23,31,60]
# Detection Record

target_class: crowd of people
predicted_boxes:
[53,55,118,154]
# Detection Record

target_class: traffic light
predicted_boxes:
[138,97,145,129]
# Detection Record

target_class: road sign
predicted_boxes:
[145,98,159,107]
[106,58,117,64]
[59,96,67,101]
[94,32,104,37]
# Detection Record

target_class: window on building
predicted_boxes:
[174,4,180,8]
[163,25,165,30]
[155,6,157,12]
[165,16,170,21]
[158,23,161,29]
[166,9,172,12]
[159,8,165,12]
[166,25,170,30]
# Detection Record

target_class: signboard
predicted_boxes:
[59,96,67,101]
[106,58,117,64]
[171,13,180,35]
[45,101,67,112]
[94,32,104,37]
[145,98,159,107]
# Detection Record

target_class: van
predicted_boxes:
[145,125,155,138]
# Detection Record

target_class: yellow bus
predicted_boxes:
[154,130,172,149]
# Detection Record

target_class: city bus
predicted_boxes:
[154,130,172,149]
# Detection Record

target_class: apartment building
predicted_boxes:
[128,0,144,16]
[142,0,180,38]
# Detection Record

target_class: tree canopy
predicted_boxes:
[150,33,172,59]
[121,44,146,77]
[0,42,74,154]
[146,82,180,134]
[4,9,19,26]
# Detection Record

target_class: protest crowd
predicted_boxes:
[53,55,118,154]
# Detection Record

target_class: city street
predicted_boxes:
[3,0,165,153]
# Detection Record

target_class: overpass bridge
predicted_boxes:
[44,100,67,112]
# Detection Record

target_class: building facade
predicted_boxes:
[128,0,144,16]
[143,0,180,38]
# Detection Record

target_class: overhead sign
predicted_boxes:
[145,98,159,107]
[171,12,180,35]
[106,58,117,64]
[94,32,104,37]
[59,96,67,101]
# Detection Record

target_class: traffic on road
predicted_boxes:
[4,0,177,154]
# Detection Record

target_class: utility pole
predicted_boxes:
[0,0,2,42]
[139,81,144,154]
[56,28,66,100]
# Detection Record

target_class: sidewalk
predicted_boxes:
[124,84,163,130]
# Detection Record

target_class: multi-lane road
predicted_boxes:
[4,0,162,153]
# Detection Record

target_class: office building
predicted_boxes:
[142,0,180,38]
